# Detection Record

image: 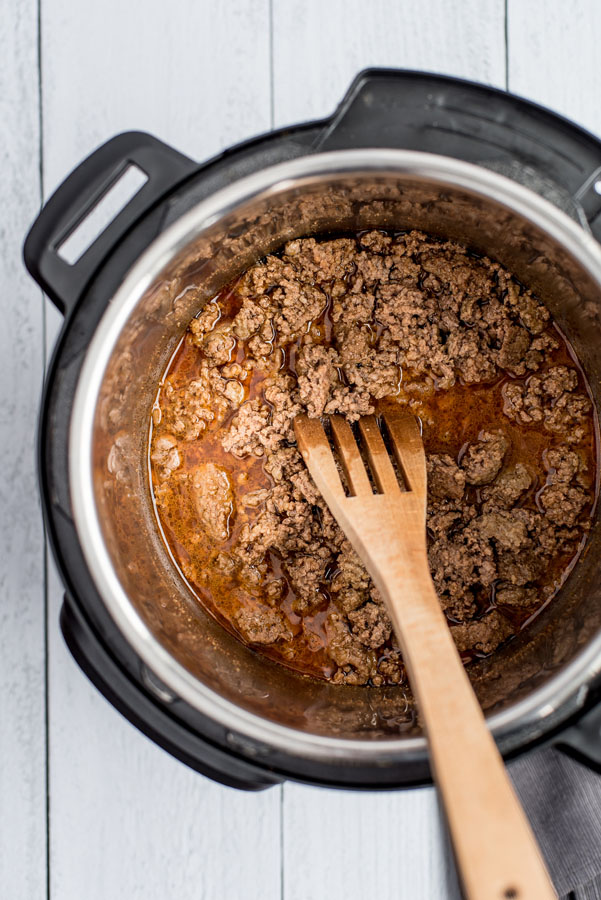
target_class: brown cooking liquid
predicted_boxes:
[150,272,598,683]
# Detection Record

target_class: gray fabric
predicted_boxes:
[508,748,601,897]
[572,873,601,900]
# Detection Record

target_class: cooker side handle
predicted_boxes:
[317,68,601,240]
[554,697,601,774]
[23,132,198,317]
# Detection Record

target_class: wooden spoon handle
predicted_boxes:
[376,555,557,900]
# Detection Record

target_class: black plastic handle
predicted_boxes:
[555,697,601,774]
[24,132,198,317]
[318,69,601,240]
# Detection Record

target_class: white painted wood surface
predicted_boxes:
[1,1,601,898]
[0,2,46,899]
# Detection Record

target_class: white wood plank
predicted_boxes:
[283,784,460,900]
[41,3,281,899]
[273,3,505,898]
[42,0,272,195]
[0,1,47,898]
[508,0,601,140]
[48,555,280,900]
[272,0,506,129]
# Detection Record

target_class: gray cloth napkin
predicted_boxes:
[508,748,601,898]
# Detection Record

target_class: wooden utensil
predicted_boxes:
[294,410,557,900]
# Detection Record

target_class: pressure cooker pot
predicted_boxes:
[25,70,601,789]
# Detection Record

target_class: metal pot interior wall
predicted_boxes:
[88,170,601,742]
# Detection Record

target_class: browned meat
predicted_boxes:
[498,325,532,375]
[427,454,466,501]
[495,584,539,608]
[327,612,375,685]
[151,229,596,688]
[429,523,496,620]
[503,365,591,440]
[347,602,393,649]
[477,510,529,552]
[461,431,509,485]
[539,446,591,527]
[481,464,532,508]
[150,433,181,481]
[285,554,328,615]
[189,463,234,542]
[296,343,338,418]
[235,606,292,644]
[450,611,513,655]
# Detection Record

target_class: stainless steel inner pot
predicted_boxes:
[69,149,601,765]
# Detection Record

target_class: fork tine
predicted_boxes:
[357,416,402,495]
[293,415,346,498]
[382,408,427,499]
[330,415,372,497]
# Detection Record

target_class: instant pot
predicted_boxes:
[24,69,601,790]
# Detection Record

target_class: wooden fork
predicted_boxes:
[294,410,556,900]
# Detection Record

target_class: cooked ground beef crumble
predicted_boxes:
[150,230,597,686]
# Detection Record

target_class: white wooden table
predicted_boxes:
[2,1,601,897]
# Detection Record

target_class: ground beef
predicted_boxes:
[188,463,234,542]
[347,601,393,649]
[539,447,591,527]
[481,463,532,508]
[427,454,466,500]
[235,606,292,644]
[161,363,236,441]
[296,343,338,418]
[150,433,181,481]
[495,584,539,608]
[450,611,514,655]
[151,230,596,687]
[503,365,591,441]
[461,432,509,485]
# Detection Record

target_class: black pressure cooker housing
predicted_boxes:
[26,70,601,789]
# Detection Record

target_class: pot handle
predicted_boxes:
[554,696,601,773]
[317,68,601,240]
[23,132,197,317]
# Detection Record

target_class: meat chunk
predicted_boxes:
[450,611,513,655]
[330,541,372,614]
[495,584,539,609]
[235,606,292,644]
[189,463,234,542]
[296,343,338,418]
[428,524,496,619]
[324,385,374,421]
[477,510,528,552]
[503,365,590,439]
[539,446,591,527]
[188,302,221,340]
[498,325,532,375]
[427,454,466,500]
[196,324,236,366]
[161,364,233,441]
[481,463,532,508]
[347,602,393,649]
[285,554,329,615]
[497,548,546,586]
[461,431,509,485]
[222,399,270,457]
[327,612,374,685]
[150,433,181,481]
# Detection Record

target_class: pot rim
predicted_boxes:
[69,148,601,764]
